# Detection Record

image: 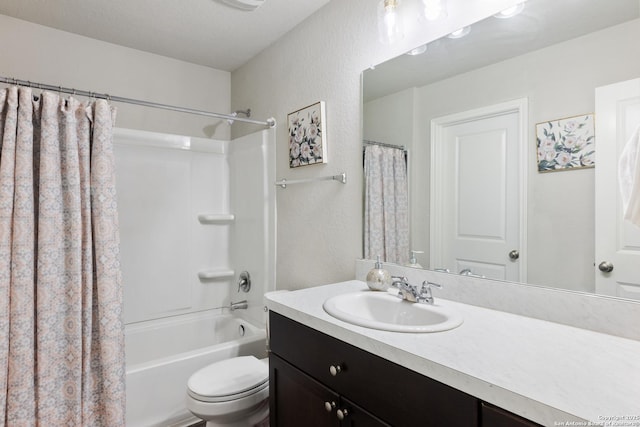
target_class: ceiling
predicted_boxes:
[0,0,331,72]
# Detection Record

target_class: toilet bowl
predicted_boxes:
[186,356,270,427]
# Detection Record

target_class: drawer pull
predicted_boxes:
[324,401,336,412]
[337,408,349,420]
[329,364,343,376]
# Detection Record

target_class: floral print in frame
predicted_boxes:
[536,114,595,172]
[288,101,327,168]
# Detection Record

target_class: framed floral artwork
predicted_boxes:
[288,101,327,168]
[536,114,595,172]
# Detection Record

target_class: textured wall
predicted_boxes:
[0,14,231,139]
[231,0,520,290]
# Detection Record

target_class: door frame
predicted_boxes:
[430,98,528,281]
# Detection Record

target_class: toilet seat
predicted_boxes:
[187,356,269,403]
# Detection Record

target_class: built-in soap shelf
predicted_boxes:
[197,213,234,281]
[197,213,235,224]
[198,269,235,281]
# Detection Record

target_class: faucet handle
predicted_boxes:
[237,271,251,293]
[422,281,442,291]
[417,281,442,304]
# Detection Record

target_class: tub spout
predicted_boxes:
[230,300,248,311]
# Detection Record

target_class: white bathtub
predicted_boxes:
[125,312,268,427]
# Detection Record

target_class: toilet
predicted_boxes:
[186,356,270,427]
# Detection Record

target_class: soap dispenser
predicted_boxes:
[406,250,424,268]
[366,256,392,291]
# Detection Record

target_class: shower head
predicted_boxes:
[227,109,251,125]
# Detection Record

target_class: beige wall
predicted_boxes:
[231,0,520,290]
[0,14,231,139]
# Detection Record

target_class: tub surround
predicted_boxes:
[265,280,640,426]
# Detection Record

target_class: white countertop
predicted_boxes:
[265,280,640,426]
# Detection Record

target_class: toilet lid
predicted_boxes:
[187,356,268,403]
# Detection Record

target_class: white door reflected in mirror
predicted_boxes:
[431,99,526,282]
[595,78,640,300]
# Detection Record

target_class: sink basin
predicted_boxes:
[323,291,463,333]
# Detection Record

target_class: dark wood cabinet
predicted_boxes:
[269,311,478,427]
[270,354,389,427]
[269,311,542,427]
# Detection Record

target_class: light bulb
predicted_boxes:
[422,0,447,21]
[378,0,403,45]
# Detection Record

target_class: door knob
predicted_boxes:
[598,261,614,273]
[509,250,520,260]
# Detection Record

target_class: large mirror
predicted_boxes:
[362,0,640,299]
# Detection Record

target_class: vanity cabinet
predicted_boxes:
[269,312,478,427]
[269,312,543,427]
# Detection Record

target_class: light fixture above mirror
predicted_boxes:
[377,0,448,45]
[421,0,447,21]
[378,0,404,45]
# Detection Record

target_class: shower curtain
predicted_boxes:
[0,87,125,426]
[364,144,409,265]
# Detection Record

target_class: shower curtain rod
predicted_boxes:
[0,76,276,128]
[363,139,406,152]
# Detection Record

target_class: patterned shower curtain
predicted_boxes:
[364,144,409,265]
[0,87,125,426]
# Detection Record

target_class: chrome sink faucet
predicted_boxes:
[391,277,442,305]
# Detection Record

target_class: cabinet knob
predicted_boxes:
[324,401,336,412]
[337,408,349,420]
[329,364,343,376]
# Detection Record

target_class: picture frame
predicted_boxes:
[288,101,327,168]
[536,113,595,172]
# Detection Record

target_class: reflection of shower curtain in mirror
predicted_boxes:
[364,144,409,264]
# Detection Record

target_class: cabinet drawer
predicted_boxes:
[269,312,479,427]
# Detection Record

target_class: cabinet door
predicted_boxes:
[270,354,390,427]
[339,396,391,427]
[270,354,339,427]
[481,402,542,427]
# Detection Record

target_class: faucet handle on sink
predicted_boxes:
[418,281,442,305]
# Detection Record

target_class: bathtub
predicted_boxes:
[125,312,268,427]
